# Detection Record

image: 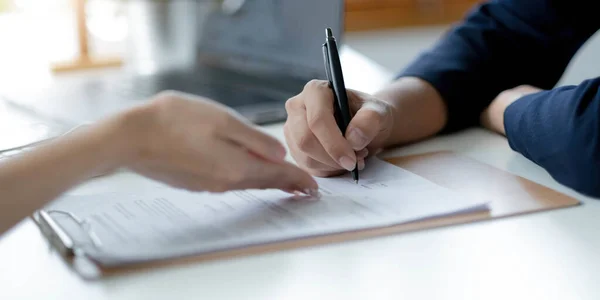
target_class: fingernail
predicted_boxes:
[347,128,368,150]
[358,159,365,170]
[304,188,321,198]
[339,156,356,171]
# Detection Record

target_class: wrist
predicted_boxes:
[93,105,153,172]
[374,77,447,147]
[480,98,509,135]
[482,85,543,136]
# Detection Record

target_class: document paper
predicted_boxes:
[46,158,489,266]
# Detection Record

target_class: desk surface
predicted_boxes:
[1,48,599,300]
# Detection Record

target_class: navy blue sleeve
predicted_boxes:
[505,78,600,197]
[397,0,600,196]
[398,0,599,132]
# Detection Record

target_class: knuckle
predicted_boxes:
[304,79,327,91]
[285,96,301,112]
[284,97,294,112]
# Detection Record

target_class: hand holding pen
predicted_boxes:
[283,28,396,180]
[322,28,359,183]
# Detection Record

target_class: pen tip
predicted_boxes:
[354,180,358,184]
[326,27,333,38]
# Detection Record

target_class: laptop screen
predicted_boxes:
[196,0,344,80]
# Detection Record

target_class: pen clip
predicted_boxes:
[322,43,344,129]
[322,43,333,84]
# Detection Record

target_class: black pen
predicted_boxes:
[322,27,359,184]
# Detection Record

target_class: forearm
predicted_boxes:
[374,77,447,148]
[397,0,597,132]
[0,114,128,234]
[503,78,600,197]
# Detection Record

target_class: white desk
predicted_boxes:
[1,48,599,300]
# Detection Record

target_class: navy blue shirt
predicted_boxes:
[399,0,600,197]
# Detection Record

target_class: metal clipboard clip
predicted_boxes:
[36,209,102,258]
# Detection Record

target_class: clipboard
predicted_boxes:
[33,151,580,279]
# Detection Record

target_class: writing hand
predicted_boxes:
[283,80,395,177]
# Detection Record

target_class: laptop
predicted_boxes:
[0,0,344,125]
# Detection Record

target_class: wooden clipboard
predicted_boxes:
[36,151,581,279]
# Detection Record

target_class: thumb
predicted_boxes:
[345,101,389,151]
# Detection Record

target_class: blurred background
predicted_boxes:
[0,0,598,84]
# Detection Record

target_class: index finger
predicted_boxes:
[302,80,357,171]
[237,159,319,194]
